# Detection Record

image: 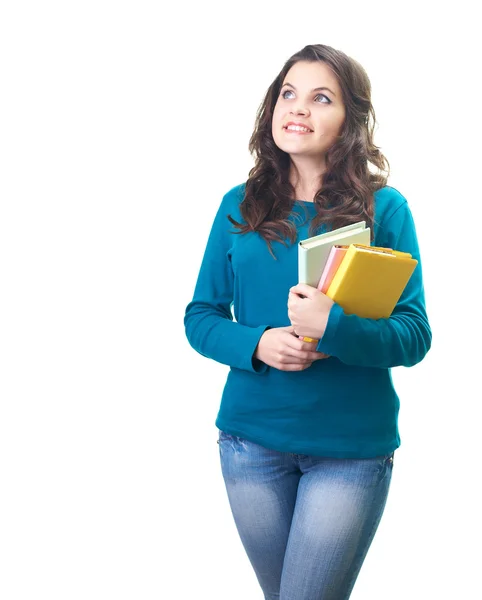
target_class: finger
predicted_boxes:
[284,334,310,351]
[278,352,315,364]
[279,353,328,368]
[283,327,308,339]
[312,352,330,360]
[287,292,299,308]
[307,351,327,361]
[289,283,318,299]
[278,345,323,363]
[286,335,320,352]
[278,362,313,372]
[276,324,296,333]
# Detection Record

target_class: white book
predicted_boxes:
[298,221,370,287]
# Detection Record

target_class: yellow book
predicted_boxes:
[325,244,418,319]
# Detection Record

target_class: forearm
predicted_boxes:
[316,302,431,368]
[184,301,270,372]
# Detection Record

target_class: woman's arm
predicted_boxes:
[184,187,270,373]
[316,200,432,368]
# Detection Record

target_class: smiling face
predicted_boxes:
[272,60,346,161]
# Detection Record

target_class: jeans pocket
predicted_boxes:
[217,429,234,444]
[371,452,395,485]
[380,452,395,482]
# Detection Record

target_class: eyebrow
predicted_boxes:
[281,82,337,97]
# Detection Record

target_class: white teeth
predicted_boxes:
[286,125,311,132]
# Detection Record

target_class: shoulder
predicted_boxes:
[374,185,409,221]
[222,182,246,206]
[216,182,247,221]
[373,186,417,246]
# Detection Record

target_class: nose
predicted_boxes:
[291,105,310,117]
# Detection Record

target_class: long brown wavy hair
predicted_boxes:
[228,44,390,258]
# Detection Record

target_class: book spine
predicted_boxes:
[298,247,308,284]
[318,246,348,293]
[325,244,357,299]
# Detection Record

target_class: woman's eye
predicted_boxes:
[315,93,331,104]
[281,89,331,104]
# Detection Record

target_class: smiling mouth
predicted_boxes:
[283,126,313,134]
[283,122,314,131]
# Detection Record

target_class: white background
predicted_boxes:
[1,1,480,598]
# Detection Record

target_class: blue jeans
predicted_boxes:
[217,430,394,600]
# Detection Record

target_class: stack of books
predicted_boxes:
[298,221,417,319]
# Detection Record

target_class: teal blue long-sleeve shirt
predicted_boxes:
[184,183,432,458]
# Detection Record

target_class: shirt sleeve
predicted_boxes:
[184,188,270,373]
[316,200,432,368]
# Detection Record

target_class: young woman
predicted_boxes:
[184,43,431,600]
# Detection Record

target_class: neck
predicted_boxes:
[289,156,325,203]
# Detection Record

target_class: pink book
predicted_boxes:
[317,245,349,293]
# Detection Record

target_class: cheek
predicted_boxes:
[316,108,345,131]
[333,111,346,134]
[314,120,343,140]
[271,109,283,140]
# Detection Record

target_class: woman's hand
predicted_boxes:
[254,326,330,371]
[288,284,335,340]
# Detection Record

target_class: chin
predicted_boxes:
[272,134,298,155]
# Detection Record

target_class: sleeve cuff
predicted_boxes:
[248,325,271,374]
[316,303,344,355]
